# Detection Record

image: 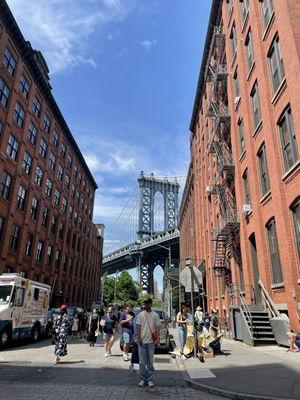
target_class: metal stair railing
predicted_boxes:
[259,280,280,318]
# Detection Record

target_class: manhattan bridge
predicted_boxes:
[102,172,183,306]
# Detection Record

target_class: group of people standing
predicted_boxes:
[176,305,219,354]
[52,299,161,388]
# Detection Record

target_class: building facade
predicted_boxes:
[0,0,104,307]
[180,0,300,330]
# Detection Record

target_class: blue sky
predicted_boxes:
[7,0,211,285]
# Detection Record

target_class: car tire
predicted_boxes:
[0,327,10,347]
[31,325,40,342]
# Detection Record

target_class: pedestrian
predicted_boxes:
[72,313,79,339]
[97,304,105,339]
[120,303,135,361]
[78,309,88,339]
[176,305,189,354]
[87,308,99,347]
[203,311,211,330]
[137,298,160,388]
[101,306,118,357]
[53,304,71,365]
[129,306,144,372]
[209,309,219,339]
[194,306,203,326]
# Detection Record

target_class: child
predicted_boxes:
[72,314,79,339]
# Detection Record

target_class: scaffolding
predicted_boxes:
[206,25,240,285]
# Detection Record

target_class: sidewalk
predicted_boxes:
[172,332,300,400]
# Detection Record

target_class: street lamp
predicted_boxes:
[114,270,119,304]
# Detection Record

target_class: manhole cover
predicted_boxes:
[154,357,171,364]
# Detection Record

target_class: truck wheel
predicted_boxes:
[0,328,10,347]
[31,326,40,342]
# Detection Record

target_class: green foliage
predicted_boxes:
[101,270,139,306]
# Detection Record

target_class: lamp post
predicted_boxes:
[114,270,119,304]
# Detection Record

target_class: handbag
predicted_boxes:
[145,312,159,342]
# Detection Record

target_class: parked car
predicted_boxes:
[119,307,170,352]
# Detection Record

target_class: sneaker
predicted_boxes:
[105,352,109,357]
[108,350,112,356]
[123,355,130,361]
[53,356,60,365]
[138,380,145,387]
[148,381,154,388]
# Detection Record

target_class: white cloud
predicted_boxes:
[84,150,137,175]
[140,39,157,51]
[6,0,134,74]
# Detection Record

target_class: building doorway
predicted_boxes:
[249,233,261,304]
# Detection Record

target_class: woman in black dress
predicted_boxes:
[88,308,99,347]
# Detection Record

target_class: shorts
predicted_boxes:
[123,332,133,344]
[103,332,114,340]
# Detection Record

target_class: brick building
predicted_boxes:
[0,0,104,307]
[180,0,300,331]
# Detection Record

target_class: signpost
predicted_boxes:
[180,258,203,357]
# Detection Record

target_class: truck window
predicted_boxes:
[12,287,25,307]
[34,288,39,301]
[0,285,12,305]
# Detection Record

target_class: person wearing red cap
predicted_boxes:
[53,304,71,365]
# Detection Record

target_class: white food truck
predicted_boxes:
[0,273,51,346]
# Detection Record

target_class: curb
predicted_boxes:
[175,354,293,400]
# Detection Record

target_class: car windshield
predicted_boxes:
[0,285,13,305]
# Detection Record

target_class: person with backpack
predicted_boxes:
[101,306,118,357]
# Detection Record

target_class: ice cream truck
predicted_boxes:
[0,273,51,346]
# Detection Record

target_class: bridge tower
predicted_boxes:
[137,172,179,293]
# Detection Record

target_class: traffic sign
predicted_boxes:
[180,266,202,292]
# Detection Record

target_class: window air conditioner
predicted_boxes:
[242,204,252,214]
[234,96,241,106]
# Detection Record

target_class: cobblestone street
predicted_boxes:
[0,337,225,400]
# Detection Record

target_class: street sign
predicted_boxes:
[180,266,203,292]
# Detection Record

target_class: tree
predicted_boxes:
[102,270,139,306]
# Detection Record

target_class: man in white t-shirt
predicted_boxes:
[137,298,160,388]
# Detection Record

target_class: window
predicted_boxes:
[291,199,300,261]
[31,196,39,220]
[268,36,285,93]
[13,102,25,128]
[12,287,25,307]
[19,74,30,99]
[278,107,299,171]
[39,138,47,158]
[245,30,255,71]
[230,23,237,59]
[6,135,19,160]
[35,166,43,187]
[0,77,10,107]
[59,222,64,240]
[22,152,32,174]
[233,69,240,98]
[24,232,33,257]
[45,178,52,197]
[55,250,61,268]
[41,207,48,227]
[52,129,59,147]
[46,245,52,265]
[251,82,261,129]
[28,122,37,145]
[0,216,4,242]
[0,120,3,135]
[242,170,251,204]
[51,215,57,233]
[73,164,78,176]
[71,184,75,197]
[17,185,26,210]
[57,164,63,181]
[2,48,16,76]
[54,189,60,205]
[33,288,39,301]
[64,174,70,189]
[260,0,274,29]
[32,97,41,118]
[240,0,250,22]
[36,240,44,262]
[258,143,270,195]
[0,171,12,200]
[61,197,67,213]
[60,142,66,158]
[78,172,82,184]
[43,114,51,133]
[67,154,72,167]
[266,219,283,284]
[9,224,20,251]
[227,0,233,15]
[238,118,245,154]
[49,153,56,170]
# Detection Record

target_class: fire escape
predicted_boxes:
[205,26,240,287]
